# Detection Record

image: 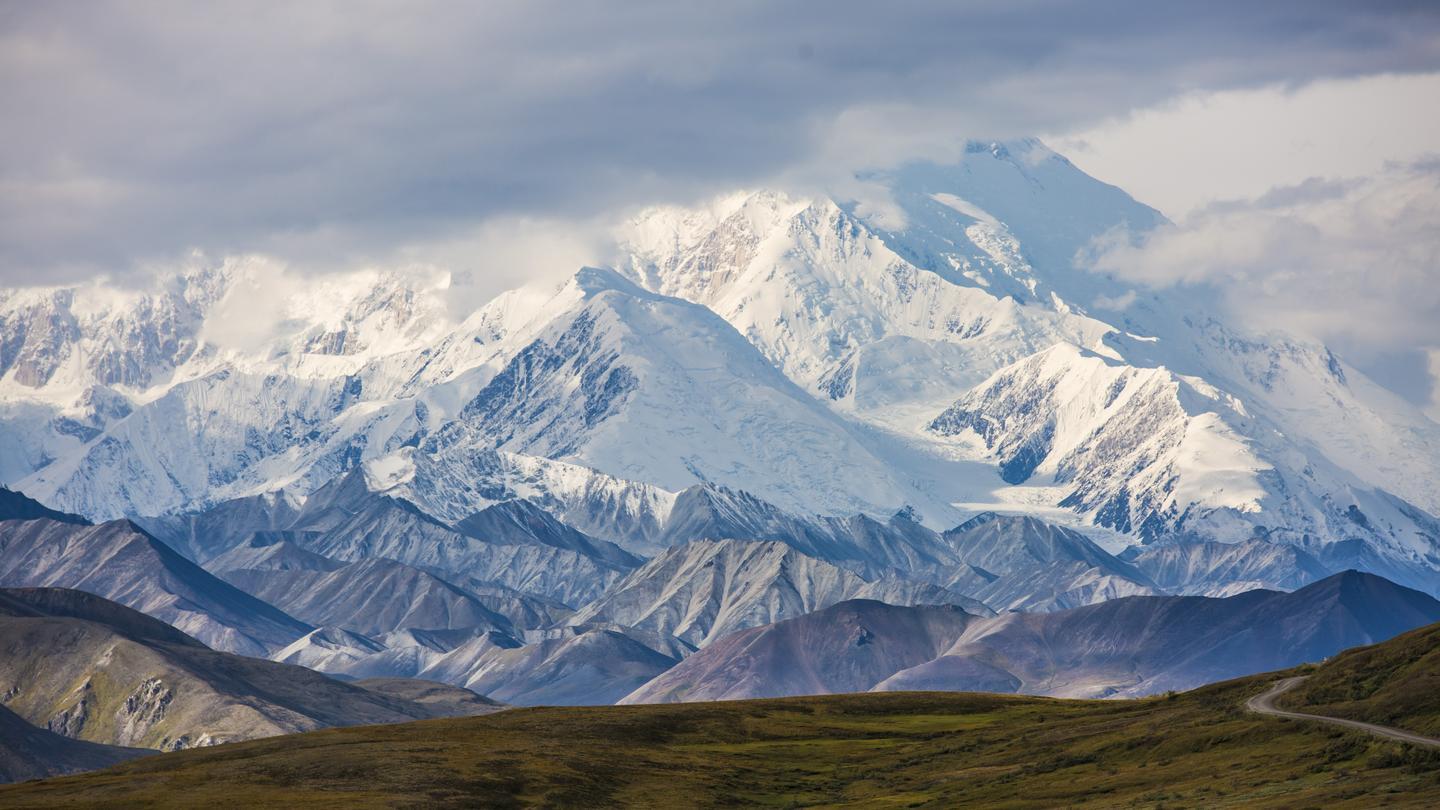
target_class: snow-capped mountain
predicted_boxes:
[610,139,1440,588]
[0,261,457,511]
[1,137,1437,600]
[613,180,1114,430]
[418,266,949,519]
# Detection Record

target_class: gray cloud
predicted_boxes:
[2,0,1439,285]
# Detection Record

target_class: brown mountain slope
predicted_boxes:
[0,588,434,751]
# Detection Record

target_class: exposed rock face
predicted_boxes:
[6,293,80,388]
[46,686,91,738]
[929,345,1250,540]
[1128,538,1334,596]
[116,678,173,747]
[440,627,680,706]
[219,557,516,638]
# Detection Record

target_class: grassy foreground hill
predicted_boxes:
[1282,621,1440,737]
[4,625,1440,808]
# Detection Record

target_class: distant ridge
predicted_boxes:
[625,571,1440,703]
[0,486,88,525]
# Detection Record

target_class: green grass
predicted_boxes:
[1281,622,1440,737]
[3,673,1439,808]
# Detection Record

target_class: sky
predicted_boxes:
[1,1,1438,410]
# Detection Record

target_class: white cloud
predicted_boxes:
[394,216,617,319]
[1428,349,1440,422]
[196,257,308,355]
[1085,162,1440,409]
[1049,72,1440,219]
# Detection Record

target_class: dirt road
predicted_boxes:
[1246,676,1440,749]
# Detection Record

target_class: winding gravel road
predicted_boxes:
[1246,676,1440,749]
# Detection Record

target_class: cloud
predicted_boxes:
[2,1,1438,285]
[1049,72,1440,218]
[1428,350,1440,422]
[403,216,618,319]
[1085,161,1440,408]
[196,258,311,355]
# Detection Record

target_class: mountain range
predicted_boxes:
[2,137,1439,781]
[5,481,1438,722]
[0,507,311,656]
[1,139,1434,591]
[624,571,1440,703]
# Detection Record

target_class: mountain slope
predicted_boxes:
[293,472,638,607]
[615,186,1113,428]
[205,536,342,574]
[929,343,1271,538]
[452,498,639,569]
[0,704,148,785]
[623,571,1440,703]
[572,539,986,648]
[1280,620,1440,737]
[0,487,88,525]
[424,627,680,706]
[353,447,681,557]
[1128,537,1334,596]
[0,588,434,751]
[219,557,515,637]
[0,518,310,656]
[0,262,459,521]
[422,266,954,520]
[270,626,391,672]
[349,678,506,718]
[157,469,639,609]
[136,492,307,565]
[652,484,960,574]
[879,570,1440,698]
[940,512,1157,611]
[622,600,978,703]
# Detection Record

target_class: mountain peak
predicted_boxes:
[570,266,652,301]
